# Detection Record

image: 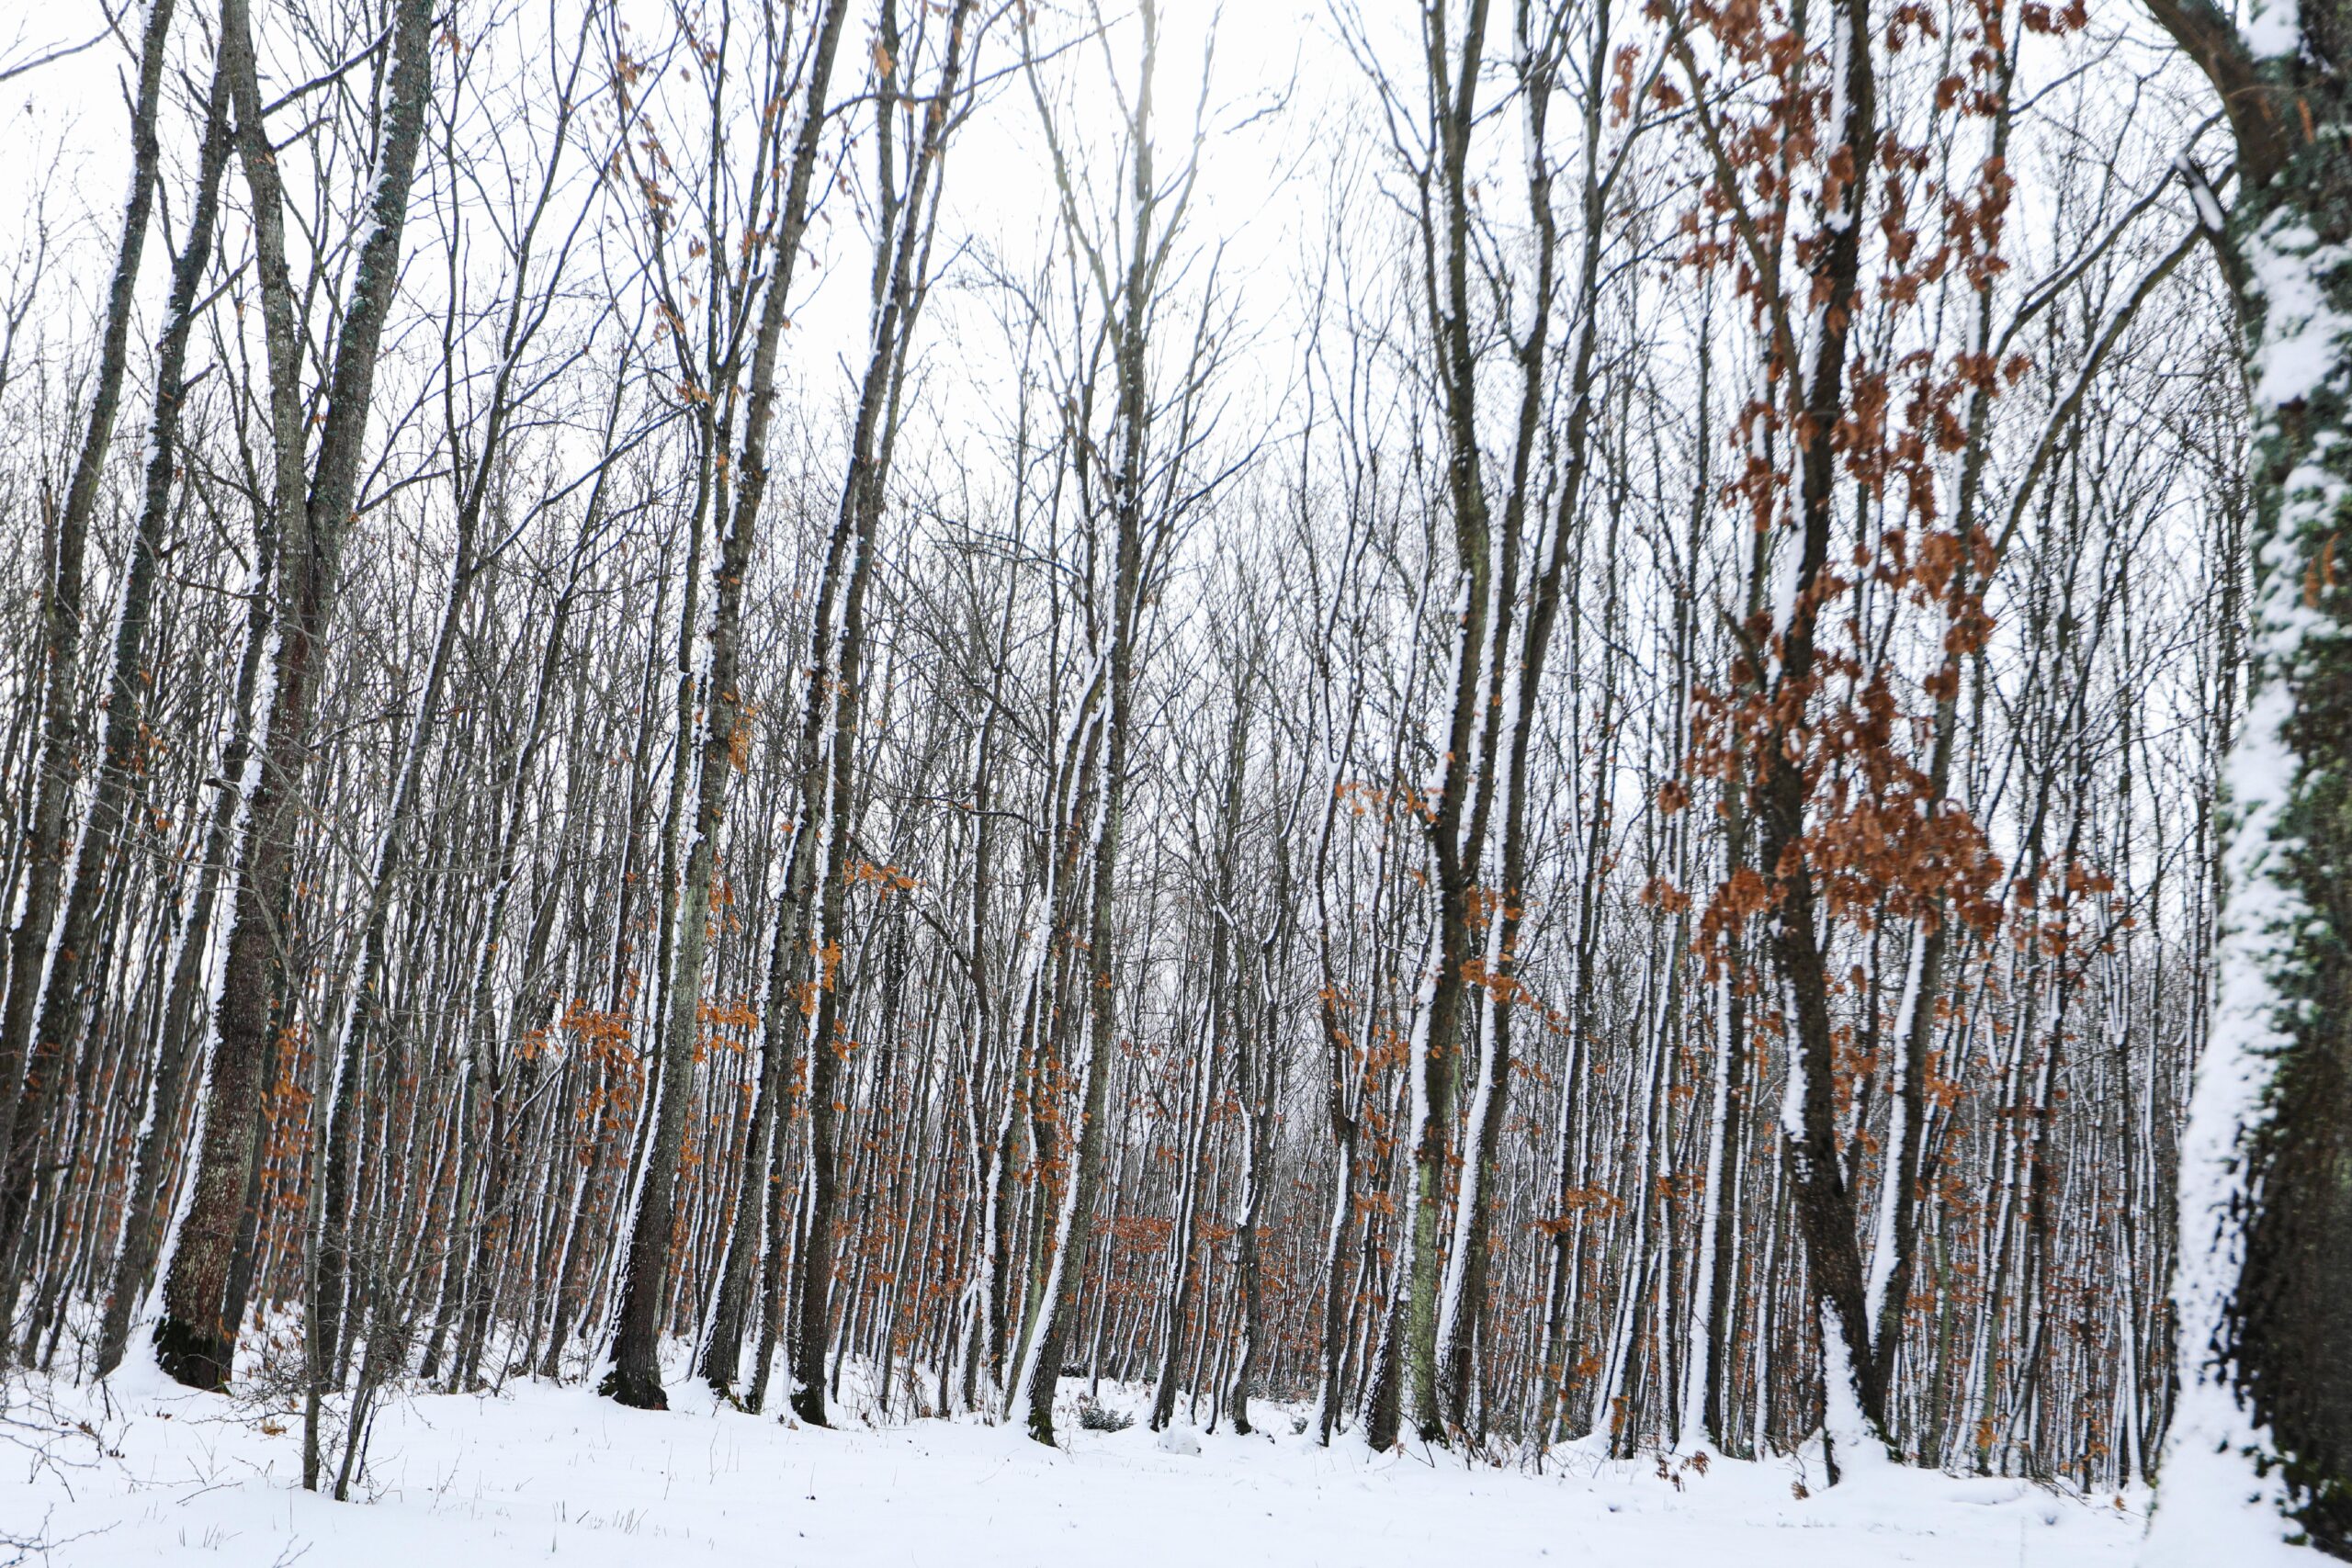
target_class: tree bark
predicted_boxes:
[2143,2,2352,1556]
[155,0,437,1391]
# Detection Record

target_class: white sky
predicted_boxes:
[1,0,1360,443]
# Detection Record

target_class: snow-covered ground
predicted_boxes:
[3,1354,2144,1566]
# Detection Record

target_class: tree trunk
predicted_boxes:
[2142,3,2352,1556]
[155,0,437,1392]
[603,0,854,1413]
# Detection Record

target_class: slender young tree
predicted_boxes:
[4,28,235,1349]
[602,0,854,1414]
[784,0,978,1427]
[0,0,182,1214]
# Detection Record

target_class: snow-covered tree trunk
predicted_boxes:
[2144,1,2352,1558]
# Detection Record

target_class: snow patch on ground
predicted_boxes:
[2,1353,2145,1566]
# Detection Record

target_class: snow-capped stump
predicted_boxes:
[1154,1426,1202,1457]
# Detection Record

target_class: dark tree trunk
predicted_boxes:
[602,0,855,1415]
[2143,3,2352,1555]
[1738,0,1887,1476]
[156,0,437,1392]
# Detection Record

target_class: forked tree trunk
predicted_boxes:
[1370,0,1504,1453]
[779,0,972,1426]
[155,0,437,1392]
[1012,0,1174,1450]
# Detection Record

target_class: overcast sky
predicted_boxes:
[3,0,1375,477]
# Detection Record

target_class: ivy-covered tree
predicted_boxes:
[2143,0,2352,1559]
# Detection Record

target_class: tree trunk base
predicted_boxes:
[598,1363,668,1410]
[153,1315,232,1391]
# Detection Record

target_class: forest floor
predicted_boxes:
[2,1348,2145,1566]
